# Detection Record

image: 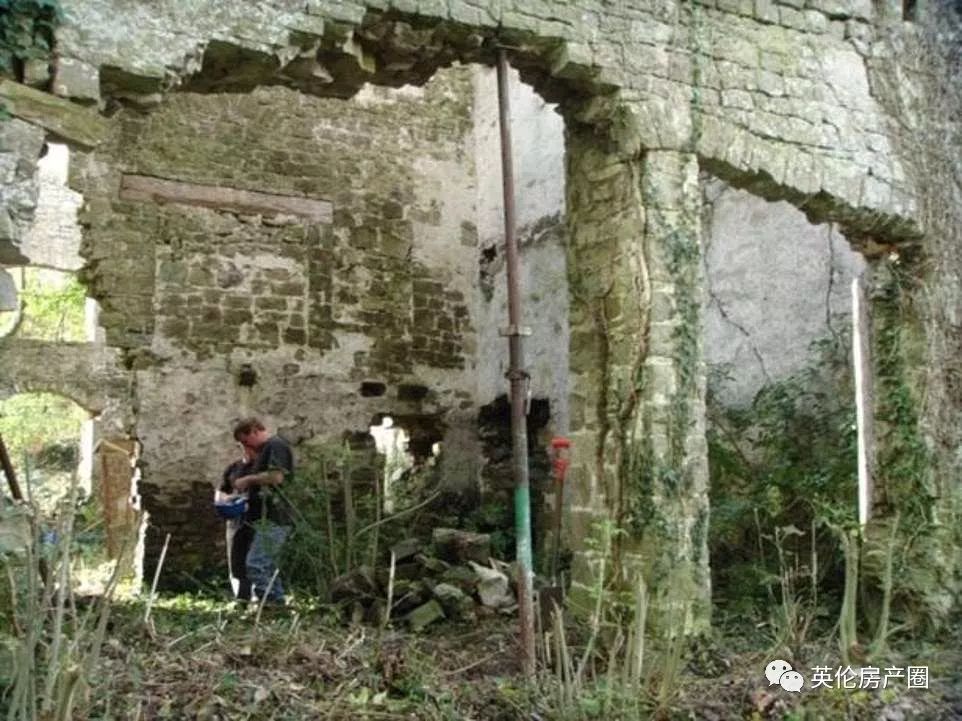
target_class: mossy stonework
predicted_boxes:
[0,0,959,624]
[69,70,484,582]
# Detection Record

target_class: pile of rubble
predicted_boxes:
[331,528,517,630]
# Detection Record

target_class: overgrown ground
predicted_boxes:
[21,591,956,720]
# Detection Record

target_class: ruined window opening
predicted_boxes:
[701,175,865,614]
[902,0,918,21]
[368,415,414,514]
[0,391,120,593]
[0,142,99,343]
[0,267,88,341]
[0,392,92,500]
[360,381,387,397]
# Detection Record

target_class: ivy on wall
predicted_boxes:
[0,0,62,81]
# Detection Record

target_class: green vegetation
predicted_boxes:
[0,392,85,476]
[0,269,88,509]
[707,333,857,619]
[18,268,87,342]
[0,0,62,82]
[279,441,442,600]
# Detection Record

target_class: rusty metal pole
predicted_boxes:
[1,433,49,583]
[496,47,536,680]
[0,433,25,502]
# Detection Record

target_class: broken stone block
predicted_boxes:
[375,561,421,589]
[404,599,444,631]
[391,578,428,615]
[439,565,477,594]
[432,582,475,622]
[415,553,449,576]
[365,597,387,625]
[432,527,491,565]
[22,59,50,88]
[0,80,107,149]
[331,565,378,603]
[390,537,422,562]
[349,601,365,625]
[0,154,16,184]
[0,240,30,266]
[52,57,101,103]
[469,561,514,608]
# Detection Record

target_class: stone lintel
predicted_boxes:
[119,174,333,223]
[0,80,107,149]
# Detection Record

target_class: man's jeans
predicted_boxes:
[246,522,290,603]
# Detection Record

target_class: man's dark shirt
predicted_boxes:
[245,435,294,526]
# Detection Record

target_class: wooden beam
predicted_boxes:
[119,174,333,223]
[0,79,107,149]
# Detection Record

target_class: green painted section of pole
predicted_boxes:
[496,47,536,680]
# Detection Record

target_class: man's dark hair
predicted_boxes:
[233,417,266,441]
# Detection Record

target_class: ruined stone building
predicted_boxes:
[1,0,959,629]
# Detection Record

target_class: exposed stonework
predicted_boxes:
[20,143,84,271]
[54,0,920,238]
[69,68,484,580]
[565,131,710,629]
[0,118,45,265]
[860,4,962,621]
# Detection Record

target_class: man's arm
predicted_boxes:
[232,469,283,492]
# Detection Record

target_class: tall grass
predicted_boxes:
[536,521,694,721]
[1,475,128,721]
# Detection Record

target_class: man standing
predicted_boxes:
[231,417,295,604]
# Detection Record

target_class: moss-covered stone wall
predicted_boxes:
[860,3,962,625]
[71,69,482,582]
[1,0,958,627]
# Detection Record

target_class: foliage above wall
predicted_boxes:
[7,268,86,341]
[0,0,61,82]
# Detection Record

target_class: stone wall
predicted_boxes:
[473,65,569,432]
[0,0,957,624]
[702,180,866,408]
[70,68,483,581]
[20,144,84,271]
[861,4,962,622]
[53,0,918,237]
[0,118,44,265]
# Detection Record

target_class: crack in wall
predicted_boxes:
[700,184,771,387]
[825,222,840,345]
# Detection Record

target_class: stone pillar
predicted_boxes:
[565,129,710,633]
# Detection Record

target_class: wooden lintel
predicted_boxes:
[120,174,333,223]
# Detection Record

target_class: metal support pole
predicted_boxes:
[496,48,536,680]
[1,433,49,583]
[0,433,25,502]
